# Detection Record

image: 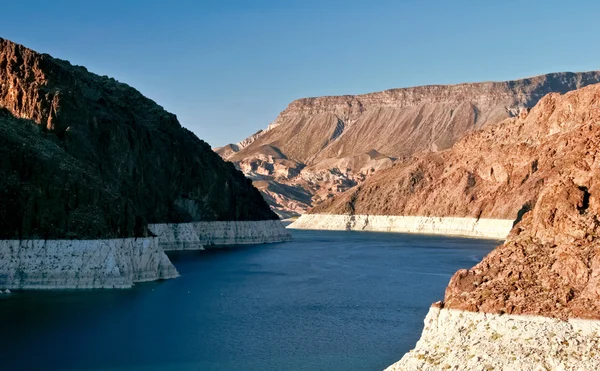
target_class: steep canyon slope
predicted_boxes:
[312,83,600,223]
[386,83,600,370]
[0,37,277,240]
[0,38,288,289]
[217,72,600,217]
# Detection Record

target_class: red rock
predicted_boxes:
[217,72,600,217]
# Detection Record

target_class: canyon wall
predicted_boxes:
[148,221,292,251]
[0,238,178,289]
[0,37,278,241]
[0,38,288,289]
[385,83,600,369]
[311,81,600,223]
[217,72,600,217]
[387,307,600,371]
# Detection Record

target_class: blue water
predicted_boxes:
[0,230,499,371]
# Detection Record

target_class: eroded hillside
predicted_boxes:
[312,84,600,223]
[218,72,600,217]
[0,38,277,239]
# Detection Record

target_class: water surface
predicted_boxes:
[0,230,499,371]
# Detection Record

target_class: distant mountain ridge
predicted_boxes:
[217,71,600,217]
[311,82,600,221]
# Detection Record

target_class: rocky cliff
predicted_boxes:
[148,220,292,251]
[217,72,600,217]
[290,214,513,239]
[0,38,289,289]
[0,238,179,289]
[311,82,600,222]
[384,84,600,369]
[0,37,278,239]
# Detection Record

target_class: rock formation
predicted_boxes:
[148,220,291,251]
[0,38,290,289]
[290,214,513,239]
[0,238,179,289]
[384,83,600,369]
[217,72,600,217]
[295,81,600,231]
[387,307,600,370]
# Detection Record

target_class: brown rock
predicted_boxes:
[217,72,600,217]
[313,84,600,221]
[0,38,277,239]
[313,82,600,319]
[445,177,600,319]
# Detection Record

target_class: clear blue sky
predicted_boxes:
[3,0,600,147]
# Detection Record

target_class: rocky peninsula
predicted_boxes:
[0,38,290,289]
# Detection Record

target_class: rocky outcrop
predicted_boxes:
[289,214,513,239]
[0,38,287,289]
[0,238,178,289]
[387,307,600,371]
[218,72,600,217]
[386,84,600,369]
[215,128,271,159]
[313,82,600,222]
[148,221,292,251]
[0,37,277,240]
[443,177,600,320]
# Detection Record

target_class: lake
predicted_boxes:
[0,229,499,371]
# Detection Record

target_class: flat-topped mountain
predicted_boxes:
[0,37,277,240]
[217,71,600,217]
[311,83,600,222]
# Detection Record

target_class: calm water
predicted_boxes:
[0,230,499,371]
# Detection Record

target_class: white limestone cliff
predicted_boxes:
[148,220,292,251]
[386,307,600,371]
[288,214,513,240]
[0,220,291,290]
[0,238,179,289]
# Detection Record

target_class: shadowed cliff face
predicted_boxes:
[217,71,600,217]
[0,38,277,239]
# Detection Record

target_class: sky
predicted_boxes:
[3,0,600,147]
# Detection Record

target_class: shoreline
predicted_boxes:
[288,214,514,240]
[0,238,179,290]
[148,220,292,251]
[386,306,600,370]
[0,220,292,290]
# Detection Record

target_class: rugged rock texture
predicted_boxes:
[218,72,600,217]
[0,38,289,289]
[386,84,600,370]
[313,82,600,222]
[148,221,292,251]
[289,214,513,239]
[0,109,126,239]
[444,177,600,320]
[316,83,600,318]
[0,37,277,240]
[387,308,600,371]
[0,238,178,289]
